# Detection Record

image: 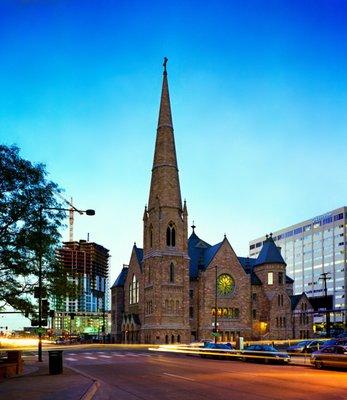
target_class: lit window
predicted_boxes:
[268,272,274,285]
[129,274,139,304]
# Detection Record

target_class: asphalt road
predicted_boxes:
[60,349,347,400]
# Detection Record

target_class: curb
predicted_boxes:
[80,380,100,400]
[65,365,101,400]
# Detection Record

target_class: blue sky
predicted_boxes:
[1,1,347,329]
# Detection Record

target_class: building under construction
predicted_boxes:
[53,240,110,337]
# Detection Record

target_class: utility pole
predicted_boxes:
[319,272,331,337]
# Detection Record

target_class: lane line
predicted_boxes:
[163,373,195,381]
[65,357,77,361]
[84,356,97,359]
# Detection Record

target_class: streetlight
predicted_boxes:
[37,205,95,362]
[214,265,218,344]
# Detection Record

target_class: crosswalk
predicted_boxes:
[64,351,156,363]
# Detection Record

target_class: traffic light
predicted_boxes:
[41,299,49,319]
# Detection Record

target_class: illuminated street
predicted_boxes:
[58,348,347,400]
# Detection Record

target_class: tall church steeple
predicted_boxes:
[148,58,182,212]
[142,59,190,344]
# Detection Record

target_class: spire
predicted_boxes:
[254,235,286,267]
[158,57,173,129]
[148,58,182,211]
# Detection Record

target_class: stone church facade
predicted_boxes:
[111,62,313,344]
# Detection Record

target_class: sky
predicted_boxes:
[1,0,347,329]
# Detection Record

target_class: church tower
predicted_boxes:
[142,59,190,344]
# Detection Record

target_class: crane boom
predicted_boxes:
[55,192,83,242]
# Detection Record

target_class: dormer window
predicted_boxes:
[166,222,176,247]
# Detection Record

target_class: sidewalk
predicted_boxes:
[0,355,95,400]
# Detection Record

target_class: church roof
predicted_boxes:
[238,257,257,273]
[112,266,128,288]
[188,232,223,279]
[134,245,143,266]
[290,294,302,310]
[253,236,286,267]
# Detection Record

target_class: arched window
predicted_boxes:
[166,222,176,247]
[170,299,174,313]
[165,335,169,344]
[129,275,139,305]
[149,225,153,248]
[177,335,180,343]
[169,262,175,283]
[171,334,175,344]
[176,300,179,314]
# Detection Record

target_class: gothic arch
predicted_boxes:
[169,262,175,283]
[166,222,176,247]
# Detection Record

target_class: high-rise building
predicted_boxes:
[53,240,110,336]
[249,207,346,327]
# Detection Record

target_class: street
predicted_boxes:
[55,348,347,400]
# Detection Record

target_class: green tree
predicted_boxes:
[0,144,76,315]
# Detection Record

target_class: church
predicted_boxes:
[111,61,313,344]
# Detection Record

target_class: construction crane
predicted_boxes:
[55,192,83,242]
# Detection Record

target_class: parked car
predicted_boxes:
[321,338,347,348]
[55,337,68,345]
[200,342,236,359]
[241,345,290,364]
[311,345,347,369]
[287,340,321,354]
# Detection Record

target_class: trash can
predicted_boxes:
[48,350,63,375]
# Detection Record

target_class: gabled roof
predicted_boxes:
[134,245,143,266]
[204,241,224,268]
[286,275,294,284]
[290,294,302,310]
[253,236,286,267]
[111,266,128,288]
[188,232,223,279]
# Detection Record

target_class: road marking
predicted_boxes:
[99,355,112,358]
[65,357,77,361]
[84,356,97,359]
[111,353,125,357]
[163,373,195,381]
[67,353,76,355]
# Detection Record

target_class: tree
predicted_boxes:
[0,144,76,315]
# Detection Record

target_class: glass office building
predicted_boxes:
[249,207,346,326]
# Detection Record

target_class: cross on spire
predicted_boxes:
[191,220,196,233]
[163,57,168,74]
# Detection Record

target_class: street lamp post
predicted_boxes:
[214,265,218,344]
[37,205,95,362]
